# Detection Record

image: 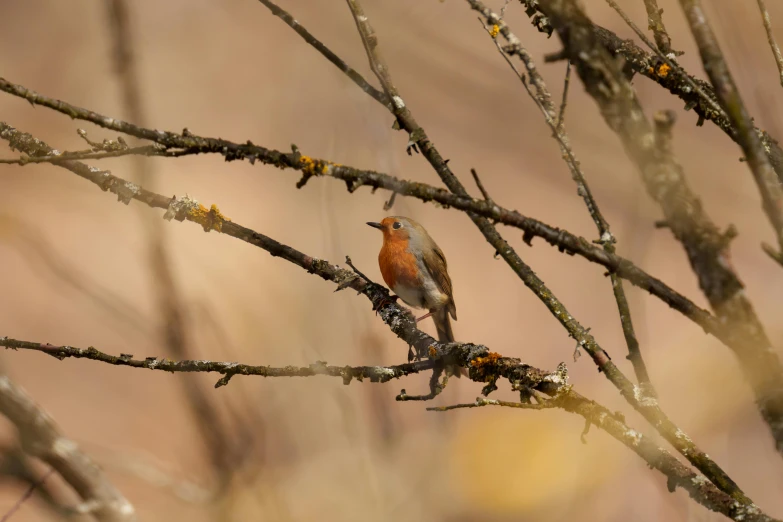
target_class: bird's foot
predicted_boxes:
[373,294,400,315]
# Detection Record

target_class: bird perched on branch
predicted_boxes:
[367,216,465,378]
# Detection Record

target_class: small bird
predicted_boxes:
[367,216,465,378]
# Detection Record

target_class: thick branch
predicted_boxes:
[538,0,768,504]
[679,0,783,258]
[0,374,135,521]
[538,0,783,461]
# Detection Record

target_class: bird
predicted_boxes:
[367,216,466,378]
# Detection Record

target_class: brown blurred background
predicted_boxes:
[1,0,783,520]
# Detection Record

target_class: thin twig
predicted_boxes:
[642,0,674,55]
[0,338,434,386]
[757,0,783,88]
[396,367,447,401]
[0,468,55,522]
[604,0,725,120]
[556,60,571,131]
[256,0,391,109]
[476,15,612,237]
[470,168,493,202]
[0,145,168,164]
[428,396,557,411]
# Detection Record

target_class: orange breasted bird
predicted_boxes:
[367,216,465,377]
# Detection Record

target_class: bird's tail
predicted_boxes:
[433,308,467,378]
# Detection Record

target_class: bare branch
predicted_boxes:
[344,1,760,506]
[0,468,55,522]
[756,0,783,88]
[518,0,783,184]
[396,367,447,402]
[0,18,756,506]
[679,0,783,259]
[472,2,655,396]
[0,145,168,164]
[0,123,514,387]
[603,0,724,119]
[348,0,623,391]
[1,116,746,506]
[0,374,135,521]
[0,91,741,355]
[642,0,674,55]
[539,0,783,460]
[537,0,769,504]
[470,168,493,202]
[0,338,433,387]
[428,396,557,411]
[1,336,774,522]
[432,389,775,522]
[556,60,571,131]
[255,0,391,109]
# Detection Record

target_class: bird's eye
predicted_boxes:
[392,221,402,230]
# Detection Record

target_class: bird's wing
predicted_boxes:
[421,245,457,320]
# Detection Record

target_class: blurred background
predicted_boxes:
[1,0,783,520]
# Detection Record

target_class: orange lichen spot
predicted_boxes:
[300,155,336,176]
[429,346,437,358]
[471,351,502,367]
[647,66,654,74]
[188,203,230,232]
[490,24,500,39]
[300,155,317,174]
[657,63,670,77]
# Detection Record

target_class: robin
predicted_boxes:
[367,216,466,378]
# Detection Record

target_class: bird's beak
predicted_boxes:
[366,222,383,230]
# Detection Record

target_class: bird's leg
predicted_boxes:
[415,311,433,323]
